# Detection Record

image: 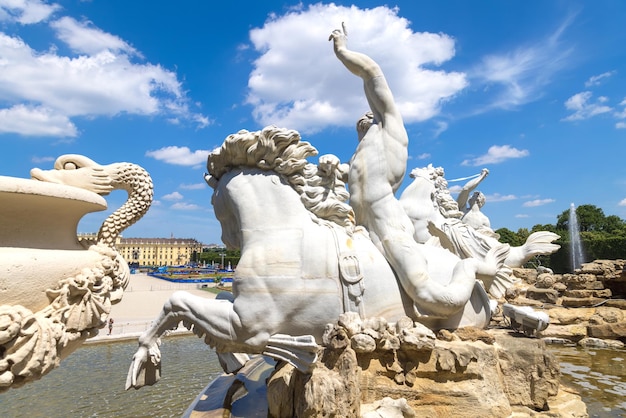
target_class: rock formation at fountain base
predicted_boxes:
[266,316,587,418]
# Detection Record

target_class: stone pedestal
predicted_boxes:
[266,327,586,418]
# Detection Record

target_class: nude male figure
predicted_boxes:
[330,25,502,317]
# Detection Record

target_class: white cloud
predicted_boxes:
[562,91,612,121]
[615,99,626,120]
[433,121,448,138]
[471,19,572,110]
[30,155,54,164]
[523,198,555,207]
[50,16,138,56]
[146,146,209,166]
[246,4,467,133]
[485,193,517,202]
[0,15,208,138]
[585,71,615,87]
[616,122,626,129]
[0,104,77,136]
[163,191,183,201]
[515,214,529,218]
[414,152,431,160]
[0,0,59,24]
[461,145,529,166]
[180,183,207,190]
[171,202,201,211]
[619,198,626,206]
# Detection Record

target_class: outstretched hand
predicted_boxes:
[125,342,162,390]
[328,22,348,49]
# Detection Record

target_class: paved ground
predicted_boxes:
[88,273,217,343]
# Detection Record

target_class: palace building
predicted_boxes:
[78,234,204,267]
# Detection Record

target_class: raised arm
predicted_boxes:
[329,24,400,128]
[456,168,489,211]
[329,23,382,80]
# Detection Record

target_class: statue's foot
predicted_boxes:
[125,341,162,390]
[263,334,319,373]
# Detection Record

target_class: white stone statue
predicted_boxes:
[329,24,508,319]
[0,154,152,391]
[455,168,492,231]
[126,26,512,389]
[400,164,560,297]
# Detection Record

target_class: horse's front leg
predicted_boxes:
[125,291,242,390]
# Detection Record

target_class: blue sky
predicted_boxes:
[1,0,625,245]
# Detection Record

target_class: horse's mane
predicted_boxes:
[208,126,355,231]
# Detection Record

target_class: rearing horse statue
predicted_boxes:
[126,126,500,389]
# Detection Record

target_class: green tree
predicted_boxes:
[531,223,558,234]
[556,204,606,232]
[495,227,522,247]
[516,227,530,244]
[604,215,626,235]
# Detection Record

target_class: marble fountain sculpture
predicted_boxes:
[0,154,153,391]
[127,25,567,417]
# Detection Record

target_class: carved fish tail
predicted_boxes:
[97,163,154,248]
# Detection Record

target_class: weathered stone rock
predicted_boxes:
[512,268,538,284]
[399,328,436,352]
[579,263,605,275]
[267,362,296,418]
[578,337,625,349]
[587,322,626,339]
[585,281,605,290]
[361,397,416,418]
[268,325,577,418]
[379,331,401,351]
[605,299,626,309]
[560,273,596,290]
[339,311,363,337]
[561,297,605,308]
[595,307,624,323]
[394,316,414,332]
[352,333,377,353]
[494,332,559,411]
[548,307,595,325]
[526,287,559,304]
[436,329,456,341]
[538,324,588,340]
[513,296,546,307]
[454,326,496,344]
[510,386,588,418]
[564,289,611,298]
[502,259,626,345]
[505,286,521,300]
[296,345,361,417]
[535,273,556,289]
[363,317,388,334]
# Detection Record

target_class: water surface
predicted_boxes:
[2,336,625,417]
[0,336,222,418]
[548,345,626,417]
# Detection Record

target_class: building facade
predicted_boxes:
[115,237,203,267]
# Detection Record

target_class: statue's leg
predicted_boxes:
[126,291,243,389]
[139,291,242,349]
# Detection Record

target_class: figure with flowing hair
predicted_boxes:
[329,24,504,317]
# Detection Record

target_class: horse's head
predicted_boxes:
[211,166,313,250]
[205,126,355,247]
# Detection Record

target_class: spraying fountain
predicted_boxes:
[569,203,585,271]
